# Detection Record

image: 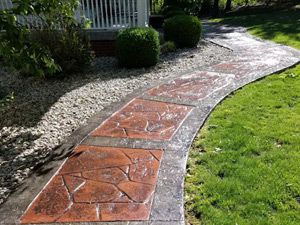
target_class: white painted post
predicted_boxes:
[90,0,96,28]
[127,0,132,27]
[132,0,136,27]
[95,0,101,28]
[136,0,146,27]
[0,0,12,10]
[146,0,150,26]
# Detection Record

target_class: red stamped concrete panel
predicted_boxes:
[211,60,270,79]
[91,98,193,140]
[101,202,152,221]
[20,145,163,223]
[148,71,234,101]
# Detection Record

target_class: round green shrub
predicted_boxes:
[165,9,186,18]
[163,15,202,48]
[161,5,186,18]
[116,28,160,68]
[160,41,176,54]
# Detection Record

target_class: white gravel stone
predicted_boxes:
[0,41,232,204]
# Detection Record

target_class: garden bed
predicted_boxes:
[0,41,232,204]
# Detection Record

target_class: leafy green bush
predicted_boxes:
[162,0,201,15]
[161,41,176,54]
[164,15,202,48]
[151,0,165,14]
[31,27,94,76]
[116,28,160,68]
[163,0,195,8]
[0,0,93,78]
[161,5,186,18]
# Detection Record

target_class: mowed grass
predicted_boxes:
[185,7,300,225]
[214,7,300,50]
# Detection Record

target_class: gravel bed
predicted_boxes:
[0,40,232,204]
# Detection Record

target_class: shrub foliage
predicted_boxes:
[161,5,187,18]
[31,27,94,75]
[164,15,202,47]
[160,41,176,54]
[116,28,160,68]
[0,0,94,77]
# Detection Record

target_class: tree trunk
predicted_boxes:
[225,0,232,11]
[212,0,220,17]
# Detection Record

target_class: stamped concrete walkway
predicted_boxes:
[1,23,300,225]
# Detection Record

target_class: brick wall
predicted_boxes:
[90,40,116,57]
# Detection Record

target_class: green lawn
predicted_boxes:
[185,7,300,225]
[214,7,300,50]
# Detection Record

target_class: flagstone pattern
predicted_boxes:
[91,98,193,140]
[147,71,235,101]
[21,146,163,223]
[12,23,300,225]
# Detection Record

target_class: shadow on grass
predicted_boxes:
[218,7,300,49]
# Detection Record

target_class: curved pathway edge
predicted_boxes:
[1,23,300,225]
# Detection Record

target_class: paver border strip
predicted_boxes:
[0,24,300,225]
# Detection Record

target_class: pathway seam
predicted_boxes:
[0,24,300,225]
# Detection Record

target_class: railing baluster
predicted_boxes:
[127,0,131,27]
[99,0,105,28]
[146,0,149,26]
[122,0,126,27]
[132,0,136,27]
[81,0,86,23]
[109,0,113,27]
[3,0,8,9]
[95,0,100,28]
[0,0,149,30]
[104,0,109,28]
[118,0,121,29]
[90,0,96,28]
[114,0,117,27]
[137,0,146,27]
[86,0,91,23]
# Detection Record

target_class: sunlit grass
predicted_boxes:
[186,7,300,225]
[215,7,300,49]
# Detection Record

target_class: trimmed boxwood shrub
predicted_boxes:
[116,28,160,68]
[164,8,186,18]
[163,15,202,48]
[161,5,186,18]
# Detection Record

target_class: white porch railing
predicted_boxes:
[0,0,150,30]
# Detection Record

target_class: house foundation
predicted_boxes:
[86,30,118,57]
